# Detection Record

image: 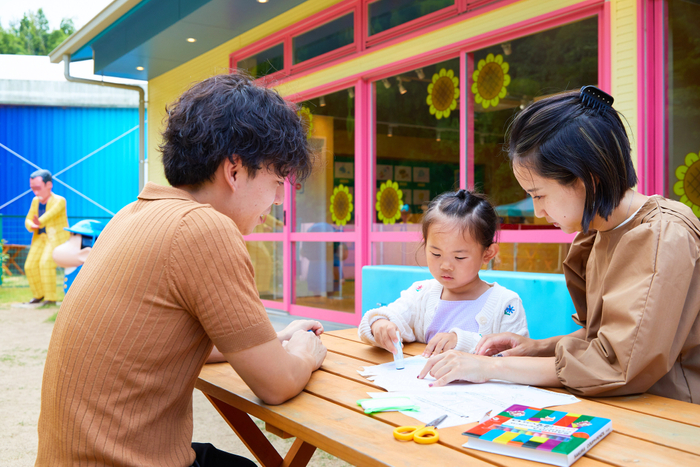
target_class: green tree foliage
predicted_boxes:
[0,9,75,55]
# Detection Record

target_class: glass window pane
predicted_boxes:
[470,17,598,229]
[374,58,461,231]
[667,0,700,217]
[293,13,354,64]
[246,240,283,301]
[251,204,284,234]
[372,241,427,267]
[296,89,356,231]
[237,43,284,79]
[294,242,355,312]
[368,0,454,36]
[494,243,571,274]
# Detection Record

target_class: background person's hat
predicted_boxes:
[65,219,105,238]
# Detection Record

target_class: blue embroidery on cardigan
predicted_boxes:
[504,305,515,316]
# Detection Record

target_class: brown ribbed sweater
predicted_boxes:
[35,183,277,466]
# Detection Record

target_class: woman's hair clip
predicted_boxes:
[580,85,614,113]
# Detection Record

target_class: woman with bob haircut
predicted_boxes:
[419,86,700,403]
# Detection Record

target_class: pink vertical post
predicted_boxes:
[283,180,293,311]
[654,0,667,196]
[637,0,665,196]
[637,0,652,194]
[466,52,475,190]
[284,37,293,72]
[459,51,466,190]
[354,78,370,321]
[598,1,611,93]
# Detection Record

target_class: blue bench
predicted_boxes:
[362,265,579,340]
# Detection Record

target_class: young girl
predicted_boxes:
[358,190,528,357]
[419,87,700,403]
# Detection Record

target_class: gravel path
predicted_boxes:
[0,304,350,467]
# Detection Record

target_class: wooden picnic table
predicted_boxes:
[2,243,26,276]
[196,328,700,467]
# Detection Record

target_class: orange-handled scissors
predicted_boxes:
[393,415,447,444]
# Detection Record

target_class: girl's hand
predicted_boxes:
[423,332,457,357]
[370,319,400,354]
[418,350,491,386]
[474,332,538,357]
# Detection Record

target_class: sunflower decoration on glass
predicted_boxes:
[674,150,700,217]
[297,106,314,138]
[427,68,460,120]
[376,180,403,224]
[471,53,510,109]
[330,184,354,226]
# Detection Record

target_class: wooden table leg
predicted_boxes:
[281,438,316,467]
[204,394,316,467]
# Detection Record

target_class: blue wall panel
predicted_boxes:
[0,105,142,245]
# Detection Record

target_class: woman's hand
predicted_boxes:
[277,320,323,342]
[418,350,491,386]
[423,332,457,357]
[370,319,400,354]
[474,332,540,357]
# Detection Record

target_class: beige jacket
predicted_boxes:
[556,196,700,403]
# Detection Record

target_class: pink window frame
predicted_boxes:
[363,0,459,47]
[231,0,360,81]
[243,0,611,323]
[232,1,524,85]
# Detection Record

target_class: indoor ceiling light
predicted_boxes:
[501,42,512,55]
[436,130,441,142]
[348,88,355,98]
[387,125,393,137]
[319,96,326,107]
[187,38,196,43]
[382,78,391,89]
[415,68,425,80]
[397,77,407,95]
[257,0,268,3]
[136,66,144,71]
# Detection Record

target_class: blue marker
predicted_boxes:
[393,330,405,370]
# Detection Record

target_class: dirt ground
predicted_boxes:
[0,302,350,467]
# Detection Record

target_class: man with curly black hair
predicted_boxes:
[36,73,326,467]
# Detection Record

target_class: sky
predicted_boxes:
[0,0,114,31]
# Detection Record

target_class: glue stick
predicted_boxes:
[393,330,405,370]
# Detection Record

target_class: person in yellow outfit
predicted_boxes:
[23,169,69,307]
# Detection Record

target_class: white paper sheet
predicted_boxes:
[359,356,580,428]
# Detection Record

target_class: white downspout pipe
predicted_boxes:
[63,54,146,190]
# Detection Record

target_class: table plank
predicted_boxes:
[323,332,700,457]
[197,364,481,467]
[591,393,700,429]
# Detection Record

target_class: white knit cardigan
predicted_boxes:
[358,279,529,353]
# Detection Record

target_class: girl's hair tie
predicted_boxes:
[579,85,614,113]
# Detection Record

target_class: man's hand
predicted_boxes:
[370,319,400,354]
[422,332,457,357]
[474,332,538,357]
[30,215,41,230]
[277,319,323,342]
[285,330,326,370]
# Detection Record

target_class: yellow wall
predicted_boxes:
[147,0,639,184]
[610,0,638,169]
